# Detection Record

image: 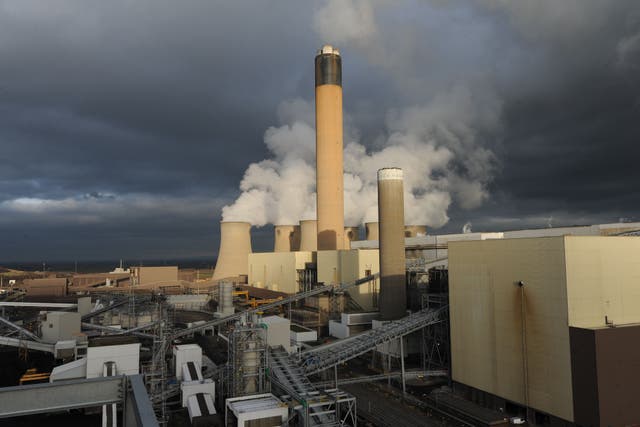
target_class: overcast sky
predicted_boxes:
[1,1,639,262]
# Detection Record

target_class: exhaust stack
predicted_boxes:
[274,225,301,252]
[365,222,379,241]
[315,45,345,250]
[213,221,252,281]
[377,168,407,320]
[299,220,318,252]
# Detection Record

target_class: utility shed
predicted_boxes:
[448,236,640,425]
[41,311,81,343]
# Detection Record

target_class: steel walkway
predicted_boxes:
[300,306,447,375]
[171,274,379,340]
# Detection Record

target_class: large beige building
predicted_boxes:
[316,249,379,311]
[248,249,380,311]
[248,251,314,294]
[448,236,640,426]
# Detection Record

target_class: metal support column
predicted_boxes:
[400,337,406,394]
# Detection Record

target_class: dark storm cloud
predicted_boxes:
[1,0,639,261]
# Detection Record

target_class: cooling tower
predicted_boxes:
[343,226,360,249]
[377,168,407,320]
[365,222,379,241]
[315,45,345,250]
[274,225,301,252]
[213,221,252,281]
[299,220,318,251]
[405,225,427,237]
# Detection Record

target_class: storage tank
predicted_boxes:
[213,221,252,281]
[299,220,318,251]
[343,226,360,249]
[315,45,345,251]
[273,225,300,252]
[377,168,407,320]
[365,222,379,241]
[404,225,427,237]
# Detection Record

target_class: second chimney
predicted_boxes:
[377,168,407,320]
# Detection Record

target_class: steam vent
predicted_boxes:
[315,45,345,250]
[377,168,407,320]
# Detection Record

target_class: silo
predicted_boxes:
[274,225,300,252]
[365,222,379,241]
[212,221,252,281]
[299,220,318,251]
[343,226,360,249]
[377,168,407,320]
[405,225,427,237]
[315,45,345,250]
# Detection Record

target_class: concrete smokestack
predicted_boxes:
[404,225,427,237]
[377,168,407,320]
[274,225,301,252]
[315,45,345,251]
[343,226,360,249]
[213,221,252,281]
[299,220,318,252]
[365,222,379,241]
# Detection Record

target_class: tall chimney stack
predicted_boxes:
[213,221,252,281]
[299,220,318,252]
[315,45,345,251]
[377,168,407,320]
[274,225,300,252]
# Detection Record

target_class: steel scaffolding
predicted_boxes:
[227,324,268,398]
[421,293,450,372]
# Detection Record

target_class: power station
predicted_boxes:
[2,44,640,427]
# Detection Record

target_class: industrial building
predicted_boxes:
[449,236,640,426]
[2,42,640,427]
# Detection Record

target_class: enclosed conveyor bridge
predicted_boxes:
[299,306,447,375]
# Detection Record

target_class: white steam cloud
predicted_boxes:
[222,86,499,228]
[222,1,502,229]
